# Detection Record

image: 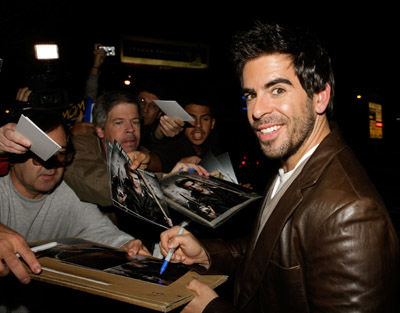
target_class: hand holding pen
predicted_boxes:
[159,221,210,272]
[160,221,189,274]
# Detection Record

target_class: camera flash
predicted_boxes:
[34,44,59,60]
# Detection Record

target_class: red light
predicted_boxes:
[241,161,246,165]
[376,122,383,127]
[256,161,259,165]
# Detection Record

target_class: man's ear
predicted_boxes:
[95,126,105,139]
[315,83,331,115]
[211,118,216,129]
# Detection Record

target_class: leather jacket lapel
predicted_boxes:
[235,182,303,308]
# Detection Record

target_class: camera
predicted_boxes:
[98,46,116,56]
[28,88,68,108]
[24,73,69,109]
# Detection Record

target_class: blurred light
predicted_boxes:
[256,161,259,165]
[124,79,131,86]
[34,44,59,60]
[356,94,362,99]
[375,122,383,127]
[241,161,246,165]
[4,109,10,114]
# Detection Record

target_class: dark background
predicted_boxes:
[1,1,399,224]
[0,2,399,311]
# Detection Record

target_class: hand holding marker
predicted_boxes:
[160,221,189,274]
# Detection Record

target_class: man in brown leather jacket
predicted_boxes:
[159,22,399,313]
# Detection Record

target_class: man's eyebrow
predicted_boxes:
[264,78,293,89]
[242,78,293,94]
[111,117,140,121]
[242,87,255,95]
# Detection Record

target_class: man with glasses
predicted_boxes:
[0,109,150,288]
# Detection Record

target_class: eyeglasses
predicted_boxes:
[31,149,73,168]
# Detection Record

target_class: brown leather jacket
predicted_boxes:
[202,127,399,313]
[64,132,112,207]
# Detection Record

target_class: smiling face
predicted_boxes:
[184,104,215,147]
[96,102,141,153]
[10,125,67,199]
[242,53,329,170]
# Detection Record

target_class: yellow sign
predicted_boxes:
[120,36,209,69]
[368,102,383,139]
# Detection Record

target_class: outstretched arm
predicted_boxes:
[0,223,41,284]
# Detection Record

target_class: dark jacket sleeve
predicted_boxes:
[303,198,399,313]
[198,236,248,277]
[203,297,240,313]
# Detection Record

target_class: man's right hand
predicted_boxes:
[159,226,210,267]
[0,123,31,155]
[91,43,106,74]
[156,116,185,139]
[127,150,151,170]
[0,223,41,284]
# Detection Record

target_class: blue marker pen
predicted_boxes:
[160,221,189,275]
[179,168,196,172]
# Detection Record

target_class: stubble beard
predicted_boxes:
[256,100,316,161]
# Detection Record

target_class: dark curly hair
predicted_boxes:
[231,21,335,118]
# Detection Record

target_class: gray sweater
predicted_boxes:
[0,174,134,248]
